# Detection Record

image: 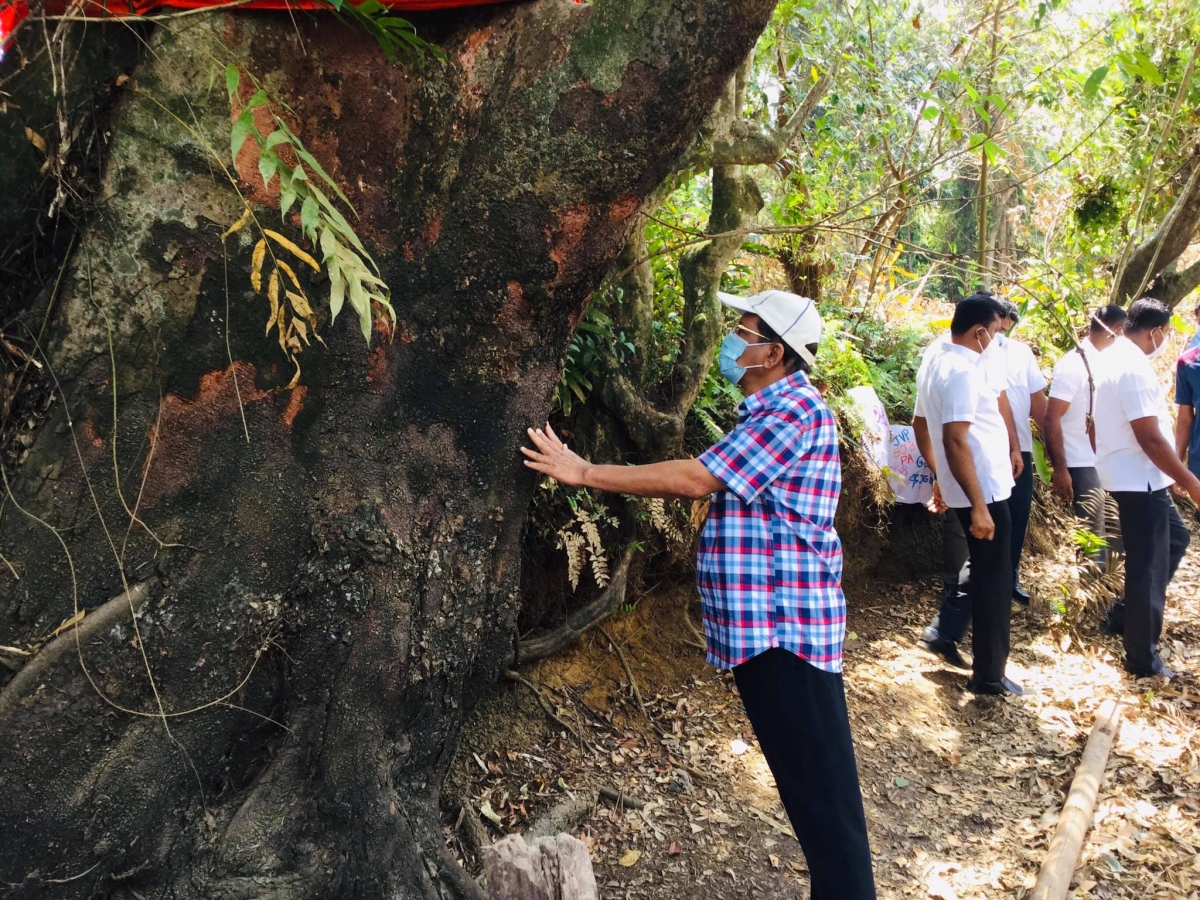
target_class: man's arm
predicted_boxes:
[1030,389,1048,441]
[943,421,995,540]
[913,415,936,475]
[1131,417,1200,504]
[1176,405,1194,464]
[913,415,946,514]
[998,392,1024,478]
[522,425,722,500]
[1044,397,1074,502]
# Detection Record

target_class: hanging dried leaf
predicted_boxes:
[275,259,304,295]
[221,208,252,242]
[284,358,301,391]
[24,127,47,155]
[250,239,267,293]
[264,229,320,271]
[265,270,281,335]
[286,290,314,321]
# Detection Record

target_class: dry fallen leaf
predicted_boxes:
[618,848,641,867]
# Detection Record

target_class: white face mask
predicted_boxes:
[1148,328,1168,359]
[976,328,999,359]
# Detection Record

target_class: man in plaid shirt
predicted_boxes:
[523,290,876,900]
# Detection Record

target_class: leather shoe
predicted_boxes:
[918,636,971,670]
[966,676,1024,696]
[1099,617,1122,637]
[1012,585,1031,607]
[1128,665,1176,681]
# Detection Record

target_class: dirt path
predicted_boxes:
[449,526,1200,899]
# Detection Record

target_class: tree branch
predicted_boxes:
[1147,253,1200,310]
[700,64,834,168]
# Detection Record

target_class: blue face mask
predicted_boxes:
[718,332,765,385]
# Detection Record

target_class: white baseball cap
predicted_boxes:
[717,289,823,366]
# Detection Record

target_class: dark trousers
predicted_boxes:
[930,457,1028,645]
[734,649,877,900]
[1105,490,1190,676]
[1009,452,1034,584]
[952,502,1013,683]
[929,510,971,644]
[1068,466,1107,564]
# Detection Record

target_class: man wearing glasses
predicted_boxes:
[522,290,876,900]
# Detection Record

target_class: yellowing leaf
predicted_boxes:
[292,317,310,345]
[264,229,320,271]
[276,259,303,294]
[222,208,252,242]
[277,306,288,354]
[24,126,47,155]
[251,239,267,293]
[284,358,301,391]
[266,269,281,335]
[50,609,85,639]
[286,290,314,320]
[618,849,641,867]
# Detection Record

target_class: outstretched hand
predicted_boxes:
[521,424,591,487]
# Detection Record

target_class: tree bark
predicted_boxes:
[0,2,777,897]
[1114,143,1200,306]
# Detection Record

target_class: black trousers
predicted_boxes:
[1068,466,1107,564]
[733,649,877,900]
[954,502,1013,684]
[1106,490,1190,676]
[1009,451,1034,584]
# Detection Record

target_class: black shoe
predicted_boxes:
[1012,585,1031,607]
[1128,665,1176,681]
[967,676,1024,696]
[918,636,971,670]
[1099,617,1122,637]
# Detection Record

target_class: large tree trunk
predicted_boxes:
[0,2,776,896]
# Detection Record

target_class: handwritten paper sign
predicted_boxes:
[888,424,935,505]
[846,386,890,472]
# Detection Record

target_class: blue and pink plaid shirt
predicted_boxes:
[696,372,846,673]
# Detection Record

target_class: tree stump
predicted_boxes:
[483,834,598,900]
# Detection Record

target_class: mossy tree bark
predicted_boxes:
[0,2,777,896]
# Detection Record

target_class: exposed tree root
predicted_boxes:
[512,549,633,667]
[0,577,155,716]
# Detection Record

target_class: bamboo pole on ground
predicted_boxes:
[1029,699,1124,900]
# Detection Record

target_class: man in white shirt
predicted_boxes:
[1094,298,1200,679]
[1044,305,1127,562]
[913,292,1022,695]
[917,296,1022,672]
[996,300,1048,605]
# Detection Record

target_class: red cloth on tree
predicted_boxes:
[1,0,511,55]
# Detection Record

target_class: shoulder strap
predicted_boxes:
[1076,344,1097,452]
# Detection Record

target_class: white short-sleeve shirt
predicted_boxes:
[1094,337,1173,492]
[916,339,1015,508]
[999,336,1048,453]
[1048,338,1102,468]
